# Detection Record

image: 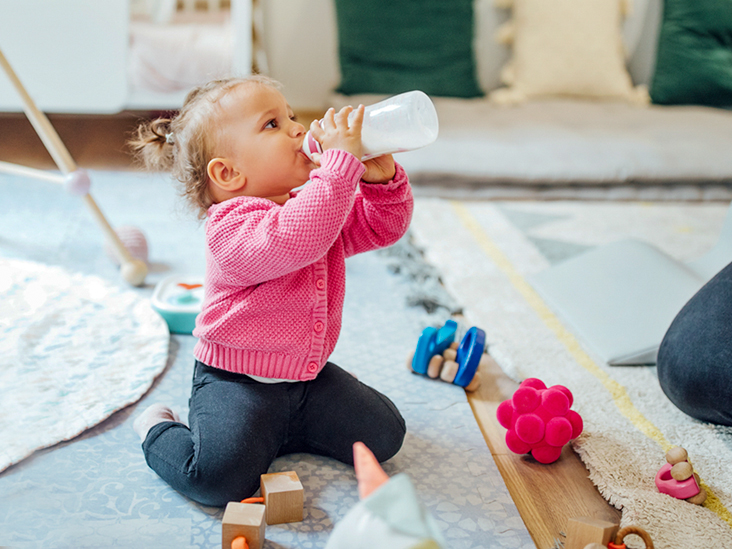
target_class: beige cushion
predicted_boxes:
[490,0,649,105]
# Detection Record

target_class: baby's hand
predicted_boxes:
[362,154,396,184]
[310,105,364,161]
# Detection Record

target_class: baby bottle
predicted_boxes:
[301,90,439,162]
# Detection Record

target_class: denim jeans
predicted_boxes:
[141,361,406,507]
[657,261,732,426]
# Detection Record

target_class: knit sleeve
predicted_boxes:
[340,162,413,258]
[206,149,365,285]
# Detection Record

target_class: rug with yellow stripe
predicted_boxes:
[410,198,732,547]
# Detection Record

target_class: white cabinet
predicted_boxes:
[0,0,252,113]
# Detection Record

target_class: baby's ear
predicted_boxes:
[207,157,246,192]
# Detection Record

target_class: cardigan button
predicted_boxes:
[314,321,324,332]
[307,362,318,372]
[316,278,325,290]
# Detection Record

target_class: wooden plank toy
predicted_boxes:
[260,471,304,525]
[222,502,266,549]
[564,516,618,549]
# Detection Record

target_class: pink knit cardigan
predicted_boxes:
[193,149,413,380]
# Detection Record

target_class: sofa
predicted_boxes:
[262,0,732,192]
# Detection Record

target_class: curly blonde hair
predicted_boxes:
[129,75,282,219]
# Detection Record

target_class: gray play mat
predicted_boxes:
[0,171,532,548]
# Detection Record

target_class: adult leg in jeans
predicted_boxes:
[294,362,407,464]
[142,362,291,507]
[657,261,732,426]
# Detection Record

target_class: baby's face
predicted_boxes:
[215,83,315,203]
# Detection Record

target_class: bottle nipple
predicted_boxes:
[302,131,323,162]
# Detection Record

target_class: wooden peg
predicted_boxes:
[670,461,693,481]
[665,446,688,465]
[427,354,444,379]
[686,474,707,505]
[222,502,265,549]
[261,471,304,525]
[442,348,457,362]
[439,360,458,383]
[465,371,482,392]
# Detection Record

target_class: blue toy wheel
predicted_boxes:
[412,320,457,375]
[412,327,437,375]
[454,327,486,387]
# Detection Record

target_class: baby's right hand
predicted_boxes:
[309,105,364,161]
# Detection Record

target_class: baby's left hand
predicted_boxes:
[362,154,396,184]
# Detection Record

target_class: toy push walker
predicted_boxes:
[0,47,148,286]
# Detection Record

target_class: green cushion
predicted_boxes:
[650,0,732,108]
[334,0,483,98]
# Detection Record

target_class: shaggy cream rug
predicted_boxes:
[410,198,732,548]
[0,258,169,473]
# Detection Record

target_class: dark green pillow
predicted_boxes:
[650,0,732,107]
[334,0,483,98]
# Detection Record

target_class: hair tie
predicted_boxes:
[165,132,175,144]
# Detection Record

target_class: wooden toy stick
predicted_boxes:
[82,193,147,284]
[0,49,76,174]
[0,47,147,286]
[0,161,65,184]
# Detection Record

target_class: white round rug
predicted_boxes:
[0,258,169,473]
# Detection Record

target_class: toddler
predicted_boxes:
[129,75,411,507]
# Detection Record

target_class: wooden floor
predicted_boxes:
[468,357,620,548]
[0,112,621,549]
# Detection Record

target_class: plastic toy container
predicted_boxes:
[151,275,204,334]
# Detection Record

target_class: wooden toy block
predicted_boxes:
[261,471,304,525]
[222,502,265,549]
[565,516,618,549]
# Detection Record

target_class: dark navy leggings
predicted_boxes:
[657,261,732,426]
[142,361,406,507]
